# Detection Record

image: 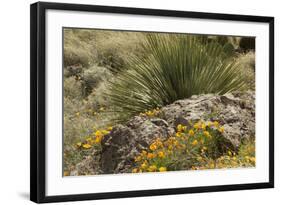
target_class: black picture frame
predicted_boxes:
[30,1,274,203]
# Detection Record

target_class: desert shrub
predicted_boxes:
[64,64,83,78]
[64,28,146,73]
[64,76,83,99]
[64,29,98,67]
[80,65,113,97]
[95,31,146,73]
[235,51,255,89]
[107,34,249,122]
[131,120,255,173]
[87,80,112,110]
[210,36,242,50]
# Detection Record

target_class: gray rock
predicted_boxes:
[100,117,175,174]
[161,91,255,148]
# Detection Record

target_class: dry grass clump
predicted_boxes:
[64,76,83,99]
[64,28,145,72]
[64,29,98,67]
[236,51,255,89]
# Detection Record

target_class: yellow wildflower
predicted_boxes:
[86,137,92,142]
[149,143,157,151]
[155,138,163,148]
[76,142,82,147]
[176,132,182,138]
[95,136,102,143]
[194,123,200,129]
[82,143,92,149]
[132,168,138,173]
[177,124,186,132]
[159,167,167,172]
[134,156,142,162]
[218,127,224,133]
[95,130,103,138]
[228,151,232,156]
[188,129,194,136]
[177,124,183,132]
[141,150,147,156]
[158,151,165,158]
[201,123,206,130]
[145,110,154,117]
[147,153,155,159]
[203,131,210,137]
[107,126,113,131]
[147,165,157,172]
[141,162,147,170]
[213,121,219,127]
[207,121,213,127]
[192,140,198,146]
[101,130,110,135]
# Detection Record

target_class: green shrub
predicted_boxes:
[107,34,249,122]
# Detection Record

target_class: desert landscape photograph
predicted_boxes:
[63,28,256,176]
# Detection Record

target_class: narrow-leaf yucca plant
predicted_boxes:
[106,34,249,122]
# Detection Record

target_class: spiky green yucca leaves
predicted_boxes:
[107,34,248,122]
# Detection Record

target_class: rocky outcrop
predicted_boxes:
[74,91,255,175]
[100,117,175,174]
[161,91,255,148]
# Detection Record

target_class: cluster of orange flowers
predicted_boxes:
[140,108,161,117]
[132,120,226,173]
[76,126,113,149]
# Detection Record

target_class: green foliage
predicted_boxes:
[107,34,249,122]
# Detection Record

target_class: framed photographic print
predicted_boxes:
[30,1,274,203]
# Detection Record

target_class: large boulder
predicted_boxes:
[161,91,255,148]
[100,117,175,174]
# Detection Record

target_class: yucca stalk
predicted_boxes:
[106,34,248,122]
